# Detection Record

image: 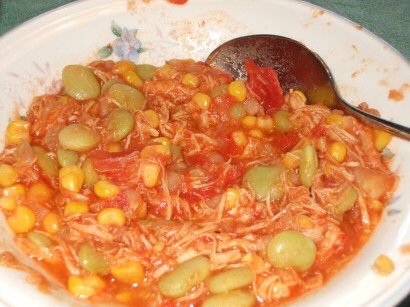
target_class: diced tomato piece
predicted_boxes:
[312,125,326,137]
[245,59,284,111]
[168,0,188,4]
[219,136,242,156]
[90,151,139,183]
[209,94,237,123]
[272,131,299,153]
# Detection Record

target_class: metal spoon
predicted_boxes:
[206,35,410,140]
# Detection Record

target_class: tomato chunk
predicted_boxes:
[168,0,188,4]
[273,131,299,153]
[90,151,139,184]
[245,59,284,111]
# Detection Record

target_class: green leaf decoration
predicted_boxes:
[111,21,122,37]
[96,46,113,59]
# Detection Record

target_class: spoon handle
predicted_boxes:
[338,97,410,140]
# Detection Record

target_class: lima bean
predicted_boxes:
[203,290,255,307]
[58,124,100,152]
[208,267,254,294]
[267,230,317,272]
[27,231,52,248]
[108,83,145,111]
[105,109,135,141]
[82,158,99,188]
[101,77,118,95]
[78,244,110,275]
[57,148,78,167]
[62,65,100,100]
[32,146,59,179]
[210,84,228,98]
[243,165,283,200]
[229,103,246,120]
[273,110,293,132]
[158,256,210,298]
[135,64,157,81]
[335,186,358,214]
[299,145,318,188]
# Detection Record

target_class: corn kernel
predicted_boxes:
[59,165,84,193]
[232,131,248,147]
[142,163,160,188]
[7,206,36,234]
[107,143,122,153]
[121,70,143,88]
[249,129,264,138]
[181,73,199,88]
[242,115,257,128]
[42,212,61,234]
[0,164,18,187]
[228,80,247,102]
[94,181,120,198]
[225,188,241,209]
[111,261,145,284]
[151,137,171,146]
[64,201,89,217]
[329,141,347,163]
[369,199,384,210]
[144,110,160,129]
[115,291,133,303]
[113,60,137,74]
[326,114,344,126]
[0,196,17,211]
[373,129,392,151]
[68,275,106,298]
[257,116,274,131]
[28,182,52,202]
[2,184,25,198]
[293,90,307,103]
[282,151,300,169]
[6,120,30,145]
[297,215,314,229]
[97,208,126,226]
[193,92,211,110]
[140,145,171,159]
[373,255,394,276]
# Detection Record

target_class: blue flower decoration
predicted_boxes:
[112,27,143,62]
[96,21,144,63]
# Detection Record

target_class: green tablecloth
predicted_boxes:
[0,0,409,59]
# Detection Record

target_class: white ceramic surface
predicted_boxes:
[0,0,409,306]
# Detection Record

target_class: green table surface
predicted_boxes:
[0,0,409,306]
[0,0,409,59]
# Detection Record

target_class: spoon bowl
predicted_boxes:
[206,35,410,140]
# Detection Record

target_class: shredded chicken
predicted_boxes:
[0,59,398,306]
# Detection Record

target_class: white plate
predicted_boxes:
[0,0,409,306]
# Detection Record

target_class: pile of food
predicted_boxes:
[0,58,397,306]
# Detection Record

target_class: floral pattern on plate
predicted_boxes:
[96,21,144,62]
